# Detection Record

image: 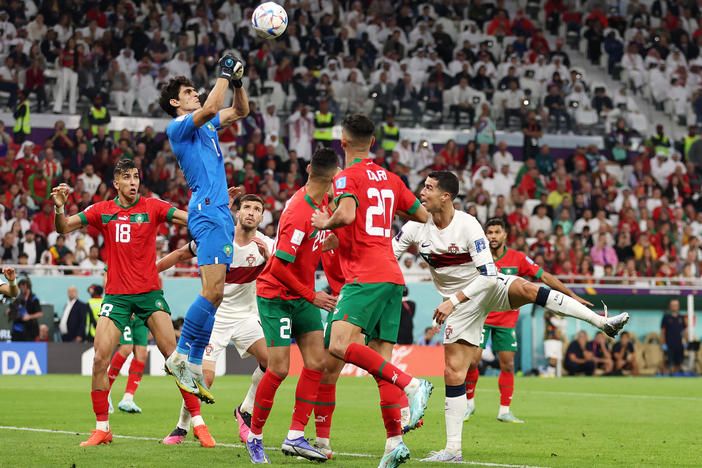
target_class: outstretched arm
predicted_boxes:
[51,184,84,234]
[157,241,195,273]
[193,56,244,128]
[219,85,250,128]
[170,208,188,226]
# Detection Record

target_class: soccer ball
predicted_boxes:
[251,2,288,39]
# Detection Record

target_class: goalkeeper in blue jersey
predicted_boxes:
[158,55,248,403]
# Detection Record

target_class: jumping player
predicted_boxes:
[245,148,338,464]
[310,114,433,468]
[158,54,248,402]
[393,171,629,462]
[465,217,594,423]
[51,159,212,447]
[157,194,273,445]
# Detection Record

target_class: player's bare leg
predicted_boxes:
[81,316,121,446]
[329,320,433,434]
[236,338,268,443]
[118,345,147,413]
[507,278,629,337]
[421,341,480,462]
[170,263,226,403]
[150,311,215,447]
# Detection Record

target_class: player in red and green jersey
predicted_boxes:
[310,114,433,467]
[245,148,338,464]
[51,159,213,448]
[465,217,594,423]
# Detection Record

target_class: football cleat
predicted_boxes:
[463,402,476,422]
[193,373,215,404]
[164,355,198,394]
[162,427,187,445]
[602,305,630,338]
[80,429,113,446]
[406,379,433,430]
[118,399,142,413]
[246,437,271,464]
[282,436,328,462]
[400,406,423,434]
[107,393,114,414]
[419,449,463,462]
[193,424,216,447]
[378,441,410,468]
[235,404,252,443]
[497,411,524,423]
[313,440,333,459]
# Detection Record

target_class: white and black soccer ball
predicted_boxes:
[251,2,288,40]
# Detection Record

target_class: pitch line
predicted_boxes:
[0,425,546,468]
[509,390,702,402]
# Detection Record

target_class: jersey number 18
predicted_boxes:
[115,223,131,243]
[365,188,395,237]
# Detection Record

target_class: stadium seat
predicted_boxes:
[637,332,664,376]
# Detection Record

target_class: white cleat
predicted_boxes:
[420,449,463,462]
[601,303,630,338]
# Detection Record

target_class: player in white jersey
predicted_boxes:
[158,194,273,445]
[393,171,630,463]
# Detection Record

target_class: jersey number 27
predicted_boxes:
[365,188,395,237]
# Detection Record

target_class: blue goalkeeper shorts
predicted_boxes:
[188,204,235,268]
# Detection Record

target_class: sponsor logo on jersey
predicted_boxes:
[395,230,403,241]
[119,215,128,221]
[474,238,486,253]
[448,243,459,254]
[335,176,347,189]
[291,229,305,246]
[421,242,431,248]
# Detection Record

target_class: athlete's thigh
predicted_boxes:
[290,298,323,338]
[370,284,404,344]
[445,340,480,382]
[491,327,518,352]
[145,310,176,351]
[246,337,269,367]
[200,263,227,292]
[203,319,235,364]
[332,283,398,341]
[132,290,172,325]
[295,329,325,370]
[128,315,149,347]
[190,206,235,267]
[257,296,294,347]
[99,294,133,335]
[94,316,122,363]
[231,316,265,359]
[444,300,489,347]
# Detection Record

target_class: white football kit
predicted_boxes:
[190,232,274,361]
[393,210,516,346]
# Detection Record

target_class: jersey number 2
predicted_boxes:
[365,188,395,237]
[115,223,131,243]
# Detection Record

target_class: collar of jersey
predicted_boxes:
[347,158,365,167]
[303,189,322,210]
[494,247,509,262]
[114,195,140,209]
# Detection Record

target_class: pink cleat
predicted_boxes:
[235,404,252,443]
[162,427,187,445]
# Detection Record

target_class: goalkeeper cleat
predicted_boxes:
[164,355,198,394]
[162,427,187,445]
[419,449,463,462]
[246,437,271,464]
[235,404,252,443]
[463,402,476,422]
[313,440,333,459]
[378,441,410,468]
[193,374,215,404]
[602,306,630,338]
[282,436,328,462]
[118,399,142,413]
[407,379,433,430]
[497,411,524,423]
[193,424,216,448]
[80,429,113,446]
[107,394,114,414]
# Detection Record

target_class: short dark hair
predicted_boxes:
[239,194,265,210]
[310,147,339,178]
[159,76,196,117]
[18,278,31,291]
[342,114,375,143]
[113,158,138,179]
[427,171,459,199]
[485,217,507,231]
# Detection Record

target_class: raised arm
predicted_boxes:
[193,56,244,128]
[0,267,18,297]
[219,83,250,128]
[157,241,195,273]
[51,184,84,234]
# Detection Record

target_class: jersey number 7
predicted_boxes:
[365,188,395,237]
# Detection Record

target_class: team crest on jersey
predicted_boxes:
[246,253,256,266]
[223,244,233,257]
[135,214,144,223]
[205,344,213,355]
[445,325,453,339]
[448,243,459,254]
[155,299,164,310]
[206,122,216,132]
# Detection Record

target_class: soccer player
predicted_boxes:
[158,54,248,402]
[310,114,433,468]
[392,171,629,462]
[106,315,149,414]
[464,217,594,423]
[51,159,212,447]
[245,148,338,464]
[156,194,273,445]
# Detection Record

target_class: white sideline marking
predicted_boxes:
[511,390,702,402]
[0,425,546,467]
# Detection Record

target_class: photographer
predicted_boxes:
[6,276,40,341]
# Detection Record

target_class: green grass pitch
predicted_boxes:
[0,375,700,467]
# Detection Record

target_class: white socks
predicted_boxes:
[445,396,467,454]
[404,378,420,395]
[96,420,109,431]
[385,435,402,452]
[248,431,263,442]
[177,401,191,431]
[169,352,187,364]
[287,429,305,440]
[188,362,203,377]
[121,392,133,402]
[241,366,265,414]
[545,290,606,328]
[498,405,510,417]
[192,415,205,427]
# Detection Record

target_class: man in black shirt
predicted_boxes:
[543,85,573,133]
[661,299,687,375]
[522,111,542,159]
[587,331,613,374]
[564,331,596,375]
[612,331,638,375]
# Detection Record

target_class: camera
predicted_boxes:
[371,92,378,98]
[421,140,430,148]
[522,98,530,106]
[569,100,579,108]
[524,69,535,78]
[472,96,481,104]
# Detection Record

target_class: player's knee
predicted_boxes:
[328,341,348,361]
[269,365,288,380]
[500,360,515,373]
[443,365,465,385]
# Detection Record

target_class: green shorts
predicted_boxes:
[479,324,518,352]
[331,282,403,344]
[99,290,171,336]
[257,296,323,347]
[119,315,149,346]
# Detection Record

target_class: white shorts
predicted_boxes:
[443,274,516,347]
[544,339,563,360]
[204,315,264,362]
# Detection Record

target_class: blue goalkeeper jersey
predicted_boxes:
[166,112,228,210]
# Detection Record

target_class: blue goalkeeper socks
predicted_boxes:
[176,295,216,359]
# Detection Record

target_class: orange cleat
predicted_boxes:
[80,429,113,446]
[193,424,216,448]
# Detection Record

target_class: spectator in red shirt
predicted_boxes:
[439,139,465,170]
[30,200,55,238]
[487,10,512,35]
[586,5,609,27]
[529,229,555,262]
[507,202,530,235]
[24,58,47,112]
